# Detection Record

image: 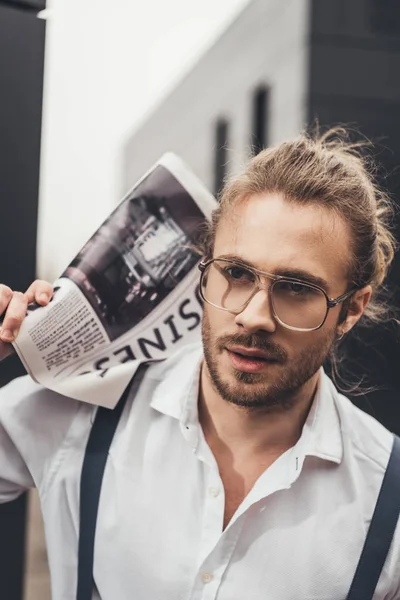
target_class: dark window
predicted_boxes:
[370,0,400,34]
[0,0,46,10]
[251,86,269,155]
[214,118,229,197]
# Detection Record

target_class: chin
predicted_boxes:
[232,368,272,384]
[219,372,273,401]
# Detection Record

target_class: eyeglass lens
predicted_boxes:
[201,260,327,330]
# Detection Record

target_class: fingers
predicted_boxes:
[0,279,53,343]
[25,279,54,305]
[0,284,13,316]
[0,291,29,342]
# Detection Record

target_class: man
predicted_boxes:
[0,131,399,599]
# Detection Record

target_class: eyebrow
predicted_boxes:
[216,254,330,290]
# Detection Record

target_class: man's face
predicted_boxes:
[201,193,355,410]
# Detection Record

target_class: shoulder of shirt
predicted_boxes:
[328,379,400,593]
[326,374,394,472]
[0,373,90,421]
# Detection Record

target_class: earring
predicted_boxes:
[336,330,345,342]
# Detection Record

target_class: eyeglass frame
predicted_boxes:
[198,257,358,332]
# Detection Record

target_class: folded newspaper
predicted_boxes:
[0,153,216,407]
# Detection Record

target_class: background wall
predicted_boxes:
[37,0,250,282]
[123,0,310,193]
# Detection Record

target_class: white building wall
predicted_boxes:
[123,0,311,195]
[36,0,249,282]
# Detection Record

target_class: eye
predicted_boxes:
[279,281,313,295]
[288,282,307,294]
[225,265,255,283]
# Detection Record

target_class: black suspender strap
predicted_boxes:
[346,435,400,600]
[76,363,150,600]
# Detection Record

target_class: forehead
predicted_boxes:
[214,193,352,292]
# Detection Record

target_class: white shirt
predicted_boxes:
[0,342,399,600]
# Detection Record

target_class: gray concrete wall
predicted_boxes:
[122,0,311,196]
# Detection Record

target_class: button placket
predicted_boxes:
[197,470,225,567]
[191,516,245,600]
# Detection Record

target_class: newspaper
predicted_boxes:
[0,153,216,408]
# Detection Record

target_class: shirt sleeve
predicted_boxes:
[0,374,90,503]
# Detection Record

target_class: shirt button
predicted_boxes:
[208,486,220,498]
[201,572,213,583]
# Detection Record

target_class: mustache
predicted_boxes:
[217,333,287,362]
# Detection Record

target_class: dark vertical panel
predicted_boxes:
[308,95,400,435]
[214,118,229,197]
[0,2,45,598]
[251,86,269,154]
[308,0,400,434]
[370,0,400,35]
[0,3,45,292]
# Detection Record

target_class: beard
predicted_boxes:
[201,309,336,411]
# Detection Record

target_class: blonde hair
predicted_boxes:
[203,127,397,326]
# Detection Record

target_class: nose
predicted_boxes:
[234,289,276,333]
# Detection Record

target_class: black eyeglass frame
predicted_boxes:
[198,258,358,332]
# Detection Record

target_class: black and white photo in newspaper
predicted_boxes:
[11,153,216,407]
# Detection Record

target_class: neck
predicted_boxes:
[198,363,319,457]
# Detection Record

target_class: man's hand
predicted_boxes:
[0,280,53,342]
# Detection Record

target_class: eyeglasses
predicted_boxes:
[198,258,356,332]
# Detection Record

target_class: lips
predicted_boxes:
[227,345,280,362]
[226,345,281,373]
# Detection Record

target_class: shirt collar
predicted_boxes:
[150,342,203,424]
[296,368,343,465]
[151,344,343,466]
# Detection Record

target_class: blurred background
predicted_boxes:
[1,0,400,598]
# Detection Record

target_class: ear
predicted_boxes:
[339,285,372,335]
